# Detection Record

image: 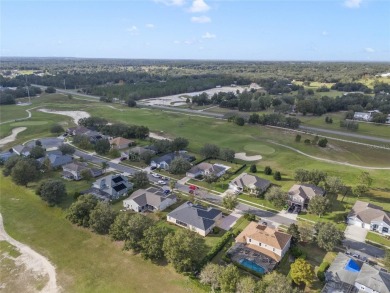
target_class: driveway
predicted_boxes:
[218,210,242,230]
[345,224,368,242]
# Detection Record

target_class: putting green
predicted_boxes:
[244,143,275,155]
[10,121,48,126]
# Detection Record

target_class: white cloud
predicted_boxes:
[191,16,211,23]
[189,0,210,13]
[364,47,375,53]
[154,0,185,6]
[322,31,329,36]
[146,23,155,29]
[344,0,362,8]
[173,40,181,44]
[202,32,216,39]
[126,25,139,35]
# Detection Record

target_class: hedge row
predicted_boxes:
[317,261,330,281]
[200,231,233,266]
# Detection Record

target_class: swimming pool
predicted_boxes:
[239,258,266,274]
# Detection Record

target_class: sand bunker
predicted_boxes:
[38,109,90,125]
[0,127,27,148]
[235,152,262,161]
[149,132,172,141]
[0,214,59,293]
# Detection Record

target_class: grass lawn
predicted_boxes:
[0,174,204,293]
[366,232,390,248]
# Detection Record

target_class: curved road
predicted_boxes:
[300,126,390,144]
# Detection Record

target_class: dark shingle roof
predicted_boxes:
[113,183,127,192]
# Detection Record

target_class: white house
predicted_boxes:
[347,200,390,236]
[186,162,228,178]
[89,174,133,199]
[123,187,176,212]
[62,162,89,180]
[229,173,271,195]
[235,222,292,263]
[167,202,222,236]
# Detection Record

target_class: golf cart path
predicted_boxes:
[268,141,390,170]
[0,213,60,293]
[0,107,37,125]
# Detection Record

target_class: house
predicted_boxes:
[347,200,390,236]
[0,150,17,162]
[323,252,390,293]
[353,112,373,122]
[386,114,390,124]
[235,222,291,263]
[129,146,156,156]
[67,126,105,144]
[109,137,134,150]
[229,173,271,195]
[167,202,222,236]
[67,126,90,136]
[12,144,32,156]
[62,162,89,180]
[38,152,73,168]
[123,187,177,212]
[186,162,228,179]
[151,153,194,170]
[288,184,325,209]
[84,174,133,200]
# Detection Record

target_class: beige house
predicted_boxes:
[235,222,291,262]
[186,162,228,178]
[229,173,271,195]
[109,137,134,150]
[288,184,325,208]
[123,187,177,212]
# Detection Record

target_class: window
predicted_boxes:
[248,239,251,243]
[383,227,389,233]
[176,220,188,227]
[258,242,261,246]
[273,248,275,252]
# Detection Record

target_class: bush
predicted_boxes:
[318,138,328,148]
[273,171,282,181]
[213,227,220,234]
[264,166,272,175]
[304,139,311,144]
[317,262,330,281]
[249,164,257,173]
[45,86,56,93]
[50,124,64,134]
[243,213,256,221]
[295,134,301,142]
[290,246,307,259]
[201,232,232,265]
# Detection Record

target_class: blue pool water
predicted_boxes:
[239,258,266,274]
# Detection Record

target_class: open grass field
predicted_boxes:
[0,174,204,293]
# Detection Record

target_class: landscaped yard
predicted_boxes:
[366,232,390,248]
[0,174,204,293]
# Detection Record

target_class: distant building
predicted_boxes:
[123,187,177,212]
[229,173,271,195]
[186,162,228,179]
[109,137,134,150]
[83,174,133,200]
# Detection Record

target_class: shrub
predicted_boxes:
[213,227,220,234]
[243,213,256,221]
[304,139,311,144]
[317,262,330,281]
[318,138,328,148]
[264,166,272,175]
[50,124,64,134]
[249,164,257,173]
[295,134,301,142]
[273,171,282,181]
[290,246,307,259]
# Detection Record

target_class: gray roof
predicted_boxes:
[356,265,390,293]
[129,146,155,155]
[81,187,111,201]
[231,173,271,191]
[0,151,17,161]
[152,152,192,165]
[325,253,362,286]
[288,184,325,201]
[38,154,73,167]
[62,161,89,172]
[128,187,176,208]
[168,202,222,231]
[187,162,226,176]
[12,144,32,154]
[348,200,390,226]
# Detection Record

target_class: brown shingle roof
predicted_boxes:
[349,200,390,225]
[235,222,291,250]
[288,184,325,201]
[110,137,133,146]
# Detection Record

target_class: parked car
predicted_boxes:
[150,166,157,170]
[164,189,171,195]
[151,173,159,178]
[352,253,360,259]
[157,180,165,185]
[261,221,268,226]
[120,157,127,161]
[287,204,295,213]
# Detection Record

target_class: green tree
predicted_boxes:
[89,202,117,234]
[66,194,98,227]
[199,263,222,292]
[298,222,314,243]
[50,124,65,134]
[101,161,109,172]
[249,164,257,173]
[127,99,137,107]
[384,250,390,271]
[234,116,245,126]
[294,169,310,183]
[262,271,294,293]
[41,157,52,173]
[140,225,171,262]
[308,195,330,217]
[140,150,154,164]
[162,229,206,273]
[273,171,282,181]
[236,276,256,293]
[3,156,21,176]
[353,184,369,197]
[222,194,238,210]
[73,135,92,149]
[171,137,189,151]
[132,171,149,188]
[220,148,235,162]
[318,138,328,147]
[295,134,301,142]
[169,157,192,174]
[290,258,314,286]
[36,179,66,206]
[204,173,218,183]
[29,146,45,159]
[287,223,301,245]
[358,171,373,188]
[265,187,287,209]
[11,160,40,186]
[123,214,154,252]
[308,169,327,185]
[80,169,92,181]
[264,166,272,175]
[218,264,240,293]
[109,212,132,241]
[94,139,111,155]
[169,179,177,191]
[315,222,344,251]
[58,144,75,155]
[200,143,220,159]
[45,86,56,93]
[325,176,343,194]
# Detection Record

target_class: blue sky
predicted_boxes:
[1,0,389,61]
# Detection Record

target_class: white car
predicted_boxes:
[151,173,159,178]
[158,180,165,185]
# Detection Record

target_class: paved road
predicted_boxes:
[343,239,385,259]
[139,104,225,119]
[300,125,390,144]
[32,84,101,100]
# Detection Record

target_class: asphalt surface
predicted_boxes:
[343,239,385,259]
[300,125,390,143]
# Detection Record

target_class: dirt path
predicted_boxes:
[0,213,60,293]
[0,127,27,147]
[268,140,390,170]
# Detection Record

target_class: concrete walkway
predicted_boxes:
[345,225,368,242]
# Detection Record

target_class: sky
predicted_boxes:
[1,0,389,61]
